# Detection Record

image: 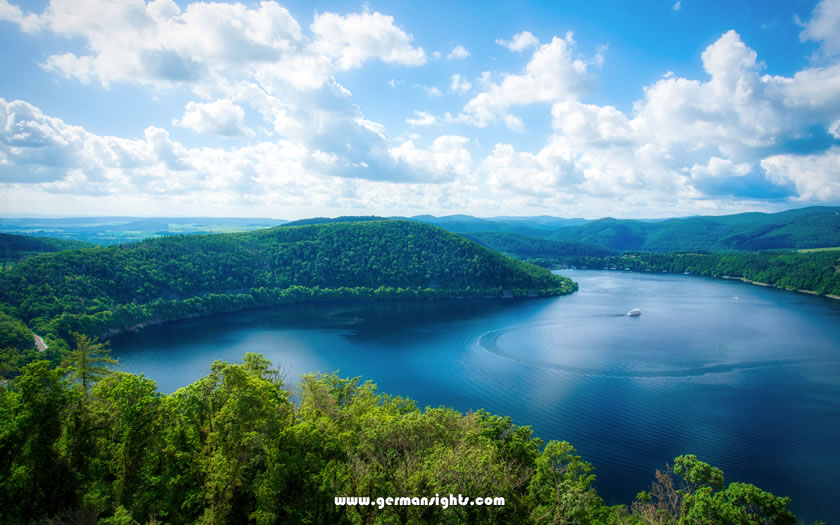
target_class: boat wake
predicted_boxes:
[475,325,832,379]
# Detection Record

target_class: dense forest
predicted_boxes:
[0,220,575,355]
[0,350,805,524]
[3,207,837,253]
[463,232,617,265]
[0,233,91,267]
[544,207,840,253]
[559,251,840,296]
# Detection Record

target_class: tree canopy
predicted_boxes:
[0,356,807,524]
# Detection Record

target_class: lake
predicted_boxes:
[111,269,840,522]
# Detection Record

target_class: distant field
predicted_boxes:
[0,217,288,245]
[798,247,840,253]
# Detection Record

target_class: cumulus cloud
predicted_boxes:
[496,31,539,52]
[0,97,479,212]
[761,147,840,201]
[3,3,840,218]
[799,0,840,58]
[447,45,470,60]
[830,119,840,138]
[174,99,253,136]
[461,29,840,210]
[389,135,472,180]
[406,110,436,127]
[311,11,426,70]
[449,74,472,94]
[459,32,599,128]
[481,138,583,197]
[4,0,424,91]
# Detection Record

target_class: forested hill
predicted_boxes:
[405,206,840,253]
[0,233,92,265]
[0,220,575,350]
[546,206,840,252]
[464,232,617,264]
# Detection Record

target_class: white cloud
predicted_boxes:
[0,97,475,211]
[799,0,840,58]
[496,31,540,52]
[449,74,472,94]
[551,101,633,146]
[7,1,424,91]
[174,99,253,136]
[389,136,472,180]
[481,138,582,197]
[311,11,426,70]
[761,147,840,201]
[3,4,840,218]
[459,33,598,127]
[672,1,682,12]
[468,29,840,209]
[405,110,436,127]
[829,119,840,138]
[447,45,470,60]
[689,157,751,179]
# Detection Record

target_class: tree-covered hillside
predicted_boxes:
[0,220,575,351]
[464,232,617,265]
[562,251,840,296]
[0,233,92,266]
[547,206,840,252]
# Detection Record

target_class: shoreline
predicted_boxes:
[560,268,840,301]
[100,286,577,339]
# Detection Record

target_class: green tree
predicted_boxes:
[67,332,117,392]
[633,455,796,525]
[528,440,609,524]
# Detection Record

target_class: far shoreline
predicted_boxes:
[554,267,840,302]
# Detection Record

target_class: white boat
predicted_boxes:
[626,308,641,316]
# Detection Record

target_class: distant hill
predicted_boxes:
[408,207,840,252]
[0,220,575,346]
[280,216,384,227]
[0,233,92,264]
[407,216,558,237]
[464,232,617,264]
[3,206,836,252]
[546,206,840,252]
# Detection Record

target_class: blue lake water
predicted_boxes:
[111,270,840,522]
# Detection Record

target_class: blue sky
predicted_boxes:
[1,0,839,219]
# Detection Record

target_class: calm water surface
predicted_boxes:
[112,270,840,522]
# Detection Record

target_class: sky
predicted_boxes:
[0,0,839,219]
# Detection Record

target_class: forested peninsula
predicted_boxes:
[0,220,575,354]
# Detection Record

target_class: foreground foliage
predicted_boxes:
[0,353,804,524]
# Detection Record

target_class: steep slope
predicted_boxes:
[0,220,575,347]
